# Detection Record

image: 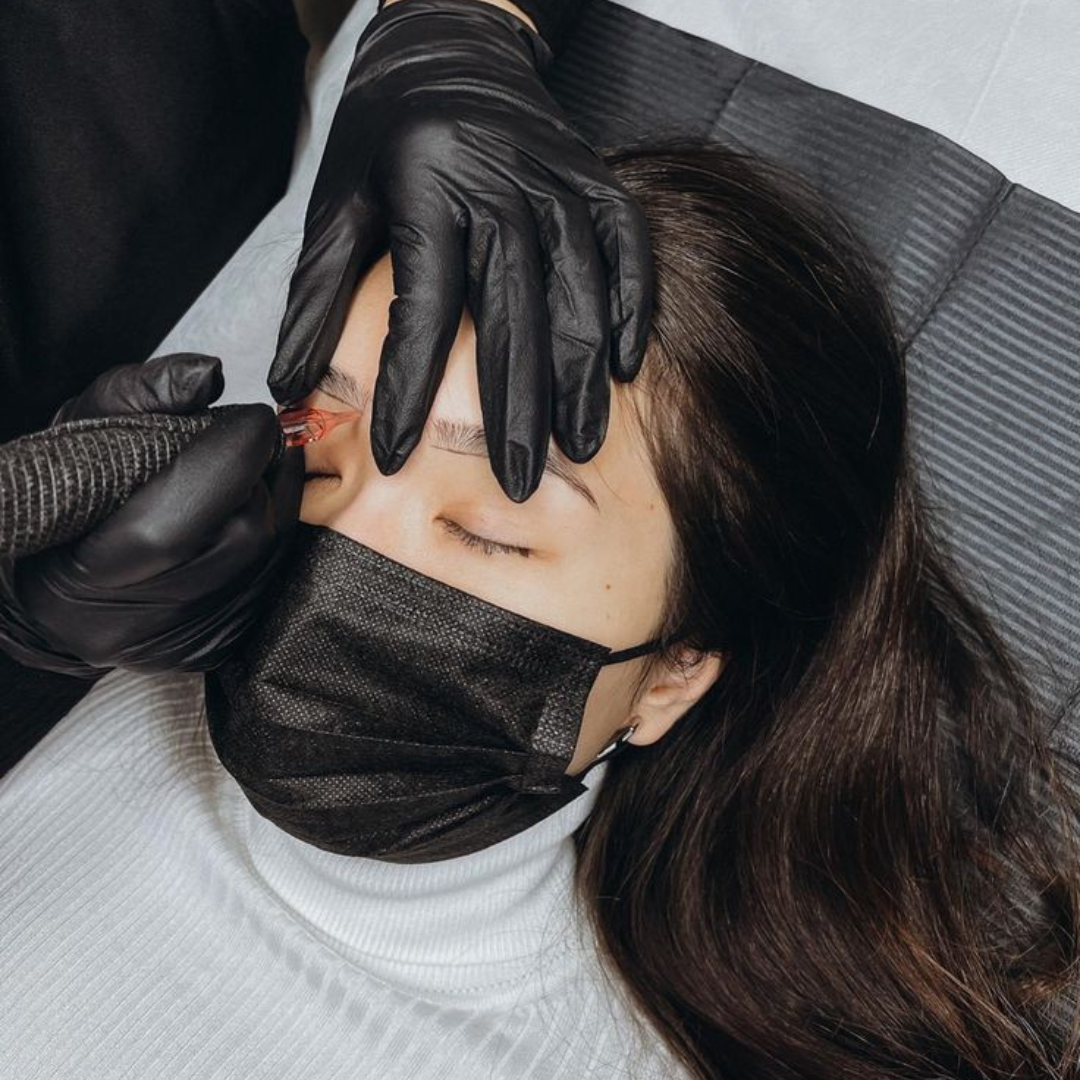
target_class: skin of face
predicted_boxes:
[292,252,724,775]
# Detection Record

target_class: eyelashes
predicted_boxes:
[438,517,532,559]
[299,496,531,559]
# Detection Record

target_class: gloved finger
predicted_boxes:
[532,187,611,465]
[131,447,303,601]
[579,172,655,382]
[72,456,301,667]
[68,404,282,588]
[465,201,551,504]
[268,198,386,408]
[51,353,226,424]
[113,455,304,672]
[130,519,301,674]
[370,201,468,475]
[199,444,306,589]
[264,444,306,535]
[52,481,277,670]
[171,482,278,596]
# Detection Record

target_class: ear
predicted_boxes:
[630,648,725,747]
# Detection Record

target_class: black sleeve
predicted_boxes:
[376,0,592,57]
[0,652,102,780]
[0,0,309,774]
[500,0,591,56]
[0,0,309,444]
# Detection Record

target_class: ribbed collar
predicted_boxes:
[220,742,610,1008]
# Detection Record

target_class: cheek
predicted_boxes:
[553,526,673,649]
[566,661,641,775]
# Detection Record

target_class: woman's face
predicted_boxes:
[293,253,721,774]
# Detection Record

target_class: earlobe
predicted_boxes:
[630,649,725,746]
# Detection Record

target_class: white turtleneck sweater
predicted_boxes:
[0,667,687,1079]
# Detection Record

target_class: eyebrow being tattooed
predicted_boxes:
[316,363,600,511]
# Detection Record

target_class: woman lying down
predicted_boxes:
[2,140,1079,1080]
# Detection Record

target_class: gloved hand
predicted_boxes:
[0,353,304,677]
[269,0,655,503]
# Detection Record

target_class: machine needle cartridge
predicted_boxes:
[278,406,361,448]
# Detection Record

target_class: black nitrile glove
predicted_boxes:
[0,354,304,677]
[269,0,654,502]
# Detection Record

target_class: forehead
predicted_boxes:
[333,253,668,524]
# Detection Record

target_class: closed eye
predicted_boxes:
[437,517,532,558]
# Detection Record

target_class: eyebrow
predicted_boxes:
[315,365,368,413]
[429,418,600,512]
[315,363,599,511]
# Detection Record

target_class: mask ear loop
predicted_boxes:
[581,627,694,772]
[603,624,692,666]
[570,724,638,783]
[591,723,638,764]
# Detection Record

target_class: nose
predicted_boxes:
[297,401,436,564]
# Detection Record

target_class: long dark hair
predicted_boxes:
[574,140,1080,1078]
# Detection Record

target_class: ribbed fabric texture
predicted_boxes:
[0,667,685,1079]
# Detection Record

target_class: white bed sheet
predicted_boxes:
[155,0,1079,408]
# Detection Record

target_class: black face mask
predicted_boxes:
[204,522,671,863]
